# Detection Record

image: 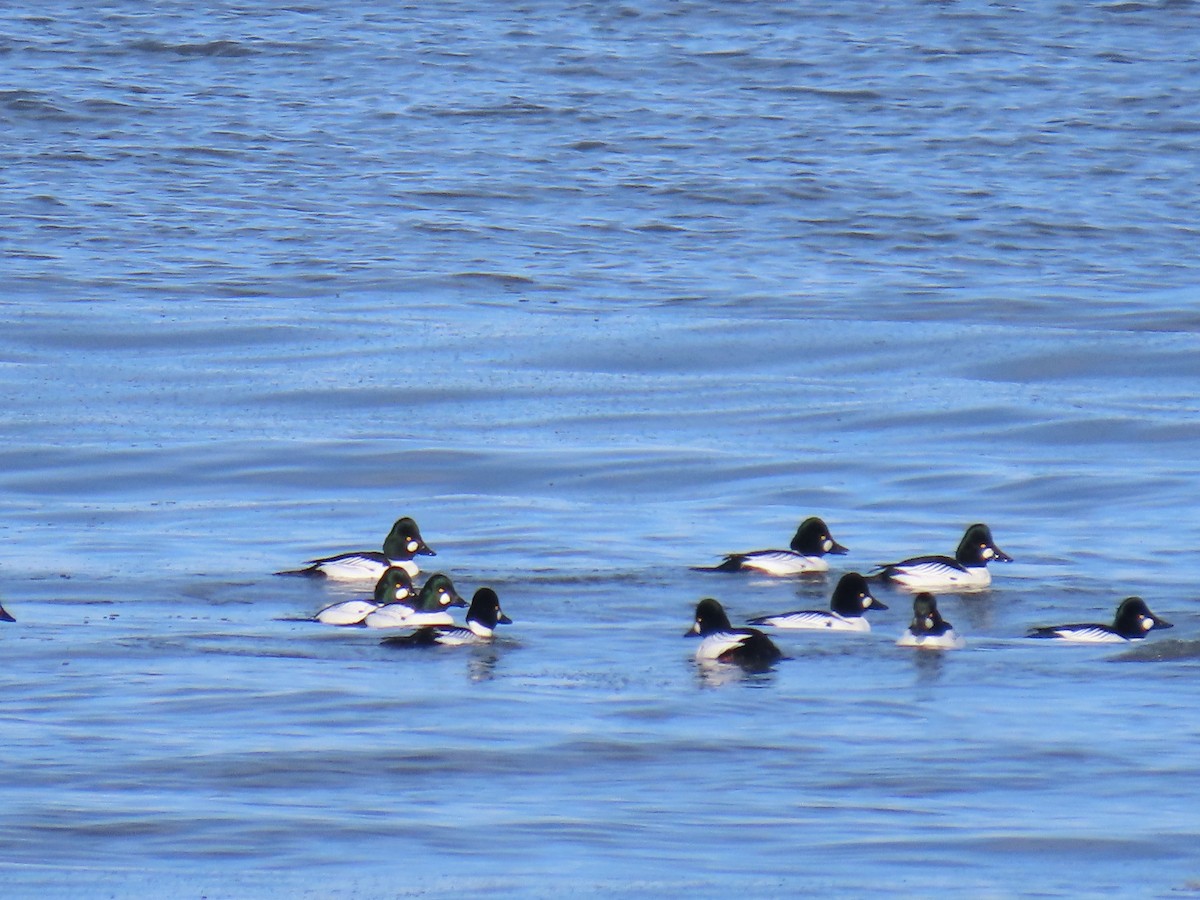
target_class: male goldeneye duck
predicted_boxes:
[685,598,783,670]
[276,516,436,582]
[747,572,887,632]
[0,599,14,623]
[695,516,848,576]
[872,523,1011,590]
[381,588,512,647]
[314,567,413,626]
[1027,596,1173,643]
[364,572,466,629]
[897,593,964,649]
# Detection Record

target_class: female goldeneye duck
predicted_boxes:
[276,516,436,582]
[364,572,466,629]
[381,588,512,647]
[897,593,965,650]
[1027,596,1173,643]
[872,523,1011,590]
[695,516,848,576]
[0,599,14,623]
[747,572,887,632]
[314,566,414,626]
[685,598,783,670]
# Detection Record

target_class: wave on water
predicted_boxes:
[1110,639,1200,663]
[126,38,257,58]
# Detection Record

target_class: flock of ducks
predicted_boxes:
[0,514,1175,670]
[686,516,1175,670]
[278,516,512,647]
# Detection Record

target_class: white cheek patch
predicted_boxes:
[1142,617,1154,631]
[406,539,420,553]
[822,539,833,552]
[438,591,451,607]
[861,596,871,609]
[924,617,935,629]
[981,546,995,560]
[395,588,411,601]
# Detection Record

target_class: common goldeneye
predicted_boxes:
[897,593,965,650]
[363,572,466,629]
[747,572,887,632]
[873,523,1011,590]
[381,588,512,647]
[276,516,436,582]
[695,516,849,576]
[1027,596,1173,643]
[314,566,414,626]
[685,598,783,669]
[0,599,14,623]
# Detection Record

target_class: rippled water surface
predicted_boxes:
[3,2,1200,897]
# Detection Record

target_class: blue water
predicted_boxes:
[3,2,1200,897]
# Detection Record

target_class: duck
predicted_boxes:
[363,573,466,629]
[276,516,436,582]
[872,523,1011,590]
[0,599,14,623]
[313,567,413,626]
[685,598,783,669]
[381,588,512,647]
[694,516,848,576]
[747,572,887,632]
[1027,597,1173,643]
[896,593,965,649]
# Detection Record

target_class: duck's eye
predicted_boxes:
[406,539,420,553]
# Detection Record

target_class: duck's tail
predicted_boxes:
[689,555,747,573]
[273,565,324,577]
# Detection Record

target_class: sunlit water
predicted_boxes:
[3,2,1200,897]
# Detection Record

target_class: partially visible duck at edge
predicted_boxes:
[0,599,14,623]
[314,566,413,626]
[694,516,848,576]
[364,573,466,629]
[897,593,965,650]
[1027,597,1173,643]
[276,516,436,582]
[748,572,887,632]
[686,597,783,670]
[872,523,1011,590]
[382,588,512,647]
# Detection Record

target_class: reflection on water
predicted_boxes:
[1111,639,1200,663]
[693,658,780,689]
[467,647,502,682]
[908,646,950,685]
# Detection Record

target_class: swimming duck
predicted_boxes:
[695,516,848,576]
[313,567,414,626]
[0,599,14,623]
[747,572,887,632]
[872,523,1011,590]
[896,593,964,649]
[685,598,783,669]
[363,572,466,629]
[381,588,512,647]
[1027,597,1173,643]
[277,516,436,582]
